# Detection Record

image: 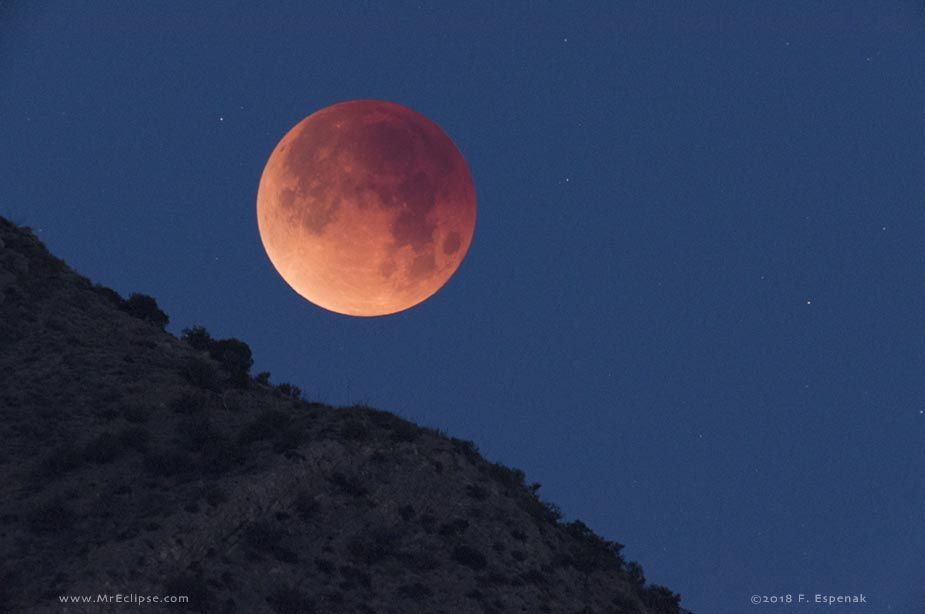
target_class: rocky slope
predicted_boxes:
[0,217,685,614]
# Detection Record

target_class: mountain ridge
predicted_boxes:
[0,216,686,614]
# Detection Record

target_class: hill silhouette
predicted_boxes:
[0,216,685,614]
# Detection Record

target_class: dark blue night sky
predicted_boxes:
[2,2,924,612]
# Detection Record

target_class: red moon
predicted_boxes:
[256,100,476,316]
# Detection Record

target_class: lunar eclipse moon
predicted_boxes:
[257,100,476,316]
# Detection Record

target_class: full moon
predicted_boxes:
[256,100,476,316]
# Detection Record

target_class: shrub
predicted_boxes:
[612,591,641,612]
[255,371,271,385]
[92,284,123,307]
[208,338,253,376]
[181,328,254,386]
[627,561,645,587]
[181,357,218,390]
[82,431,123,464]
[451,545,487,571]
[389,419,420,443]
[275,383,301,399]
[181,325,213,351]
[565,520,626,573]
[238,410,289,444]
[229,369,250,389]
[534,500,562,525]
[451,438,480,461]
[330,472,367,498]
[121,293,168,329]
[640,585,682,614]
[267,585,315,614]
[487,463,526,489]
[366,409,420,443]
[171,390,208,414]
[466,484,489,501]
[340,420,369,441]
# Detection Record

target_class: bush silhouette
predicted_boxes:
[121,293,168,329]
[565,520,626,573]
[92,284,123,307]
[208,338,253,387]
[181,325,213,351]
[208,338,252,372]
[627,561,645,587]
[641,585,682,614]
[181,327,257,387]
[181,357,218,390]
[275,382,301,399]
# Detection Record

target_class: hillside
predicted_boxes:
[0,216,685,614]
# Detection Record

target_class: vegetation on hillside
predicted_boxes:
[0,216,685,614]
